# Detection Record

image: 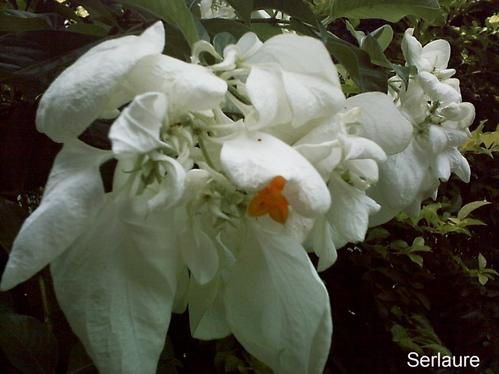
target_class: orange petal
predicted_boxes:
[247,176,289,224]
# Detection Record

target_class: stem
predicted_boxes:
[38,274,52,331]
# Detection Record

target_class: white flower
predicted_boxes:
[220,130,331,218]
[224,222,332,374]
[295,93,411,270]
[401,28,456,79]
[0,140,111,290]
[211,32,345,129]
[36,22,165,142]
[199,0,236,19]
[1,22,231,374]
[368,32,475,225]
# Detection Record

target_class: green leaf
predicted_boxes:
[250,23,283,40]
[460,218,487,227]
[0,31,99,93]
[478,274,489,286]
[345,20,365,44]
[227,0,254,23]
[331,0,441,22]
[66,23,110,37]
[203,18,250,39]
[393,64,417,89]
[253,0,317,25]
[120,0,200,46]
[0,10,60,32]
[408,254,424,267]
[0,313,58,374]
[360,34,392,67]
[457,200,490,220]
[478,253,487,270]
[369,24,393,51]
[323,31,388,92]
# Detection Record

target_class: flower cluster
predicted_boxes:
[0,23,474,374]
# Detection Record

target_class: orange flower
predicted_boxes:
[247,176,289,224]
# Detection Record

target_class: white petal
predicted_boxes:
[247,33,341,88]
[127,54,227,114]
[109,92,167,156]
[440,102,475,129]
[252,211,315,244]
[179,219,219,285]
[246,66,292,127]
[294,142,342,180]
[0,140,110,290]
[401,28,425,70]
[327,174,380,244]
[232,32,263,60]
[245,33,345,127]
[418,72,461,105]
[434,148,470,182]
[50,201,178,374]
[344,159,380,186]
[220,132,331,217]
[346,92,413,155]
[340,135,386,162]
[306,216,337,272]
[225,225,332,374]
[188,276,231,340]
[427,125,449,154]
[280,71,345,127]
[142,155,187,212]
[36,22,165,142]
[367,140,429,224]
[422,39,450,70]
[399,80,427,124]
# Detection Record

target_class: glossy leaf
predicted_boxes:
[227,0,254,23]
[323,31,388,92]
[331,0,441,22]
[0,313,58,374]
[0,10,63,32]
[253,0,317,24]
[120,0,200,46]
[457,200,490,220]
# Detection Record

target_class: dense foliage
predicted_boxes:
[0,0,497,373]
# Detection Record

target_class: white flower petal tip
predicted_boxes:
[346,92,413,155]
[307,217,338,272]
[36,22,165,143]
[1,141,111,291]
[422,39,451,71]
[225,228,332,374]
[50,202,179,374]
[402,28,451,73]
[220,132,331,217]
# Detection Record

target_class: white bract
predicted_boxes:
[0,22,473,374]
[369,29,474,225]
